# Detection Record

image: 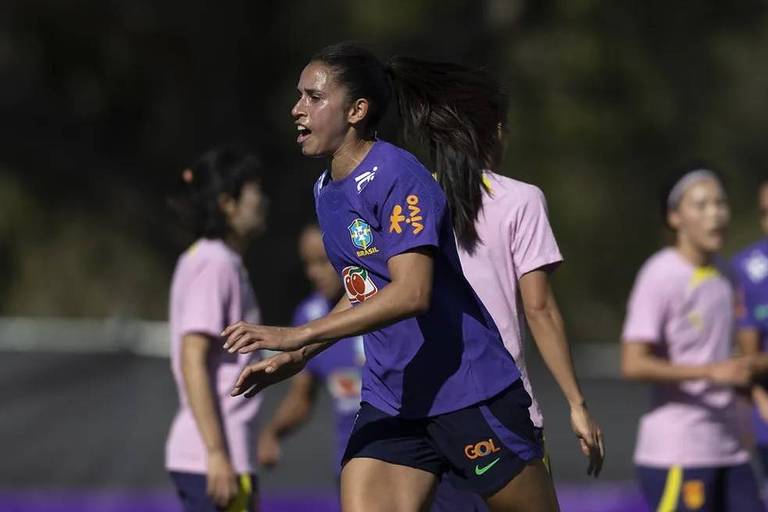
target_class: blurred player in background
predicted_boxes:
[257,224,364,473]
[165,147,268,512]
[621,169,763,511]
[732,178,768,473]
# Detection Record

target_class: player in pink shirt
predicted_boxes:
[456,170,603,462]
[165,147,267,512]
[621,169,763,511]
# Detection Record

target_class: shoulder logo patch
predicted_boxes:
[746,251,768,283]
[389,195,424,235]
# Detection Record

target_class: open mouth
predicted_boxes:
[297,125,312,144]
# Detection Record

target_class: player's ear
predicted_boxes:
[667,209,681,230]
[347,98,370,126]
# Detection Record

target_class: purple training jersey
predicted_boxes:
[313,140,521,418]
[732,238,768,445]
[293,293,364,468]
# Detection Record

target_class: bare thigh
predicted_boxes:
[485,459,559,512]
[340,457,439,512]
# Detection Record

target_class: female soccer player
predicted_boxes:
[621,169,764,511]
[223,43,563,511]
[732,178,768,471]
[165,147,267,512]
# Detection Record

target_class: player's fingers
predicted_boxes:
[234,366,255,387]
[592,451,603,477]
[227,477,238,504]
[594,433,605,477]
[223,323,251,346]
[209,477,224,506]
[221,321,243,338]
[588,452,597,477]
[223,326,244,350]
[228,326,256,350]
[579,437,590,457]
[225,329,248,351]
[230,334,259,354]
[244,384,262,398]
[597,430,605,459]
[231,367,256,396]
[237,341,262,354]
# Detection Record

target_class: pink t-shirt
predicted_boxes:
[622,247,749,467]
[165,239,262,474]
[457,172,563,428]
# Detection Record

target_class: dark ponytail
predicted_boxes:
[387,57,507,252]
[311,42,507,252]
[169,145,263,239]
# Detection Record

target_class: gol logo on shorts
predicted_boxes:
[464,438,501,460]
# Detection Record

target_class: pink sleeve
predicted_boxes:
[511,186,563,279]
[622,263,667,344]
[178,259,240,339]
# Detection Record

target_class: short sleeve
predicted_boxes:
[622,262,669,344]
[731,257,759,329]
[376,170,445,261]
[178,259,239,339]
[510,187,563,279]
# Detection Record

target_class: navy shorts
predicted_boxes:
[636,463,763,512]
[342,380,543,498]
[169,471,258,512]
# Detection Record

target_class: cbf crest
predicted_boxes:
[348,218,379,257]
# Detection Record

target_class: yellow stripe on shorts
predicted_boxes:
[657,465,683,512]
[225,474,253,512]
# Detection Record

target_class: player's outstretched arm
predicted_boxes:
[519,269,604,477]
[223,249,433,354]
[222,294,352,354]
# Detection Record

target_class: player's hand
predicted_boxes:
[231,350,307,398]
[570,402,604,477]
[206,449,238,508]
[222,322,306,354]
[709,357,753,387]
[257,429,282,468]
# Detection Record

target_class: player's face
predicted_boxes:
[300,228,342,301]
[226,181,267,239]
[759,183,768,235]
[291,61,351,158]
[669,178,729,254]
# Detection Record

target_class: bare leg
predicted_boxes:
[486,459,559,512]
[341,457,439,512]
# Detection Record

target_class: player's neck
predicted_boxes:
[224,232,249,256]
[675,238,713,267]
[329,135,375,181]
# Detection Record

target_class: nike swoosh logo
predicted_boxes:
[475,457,501,475]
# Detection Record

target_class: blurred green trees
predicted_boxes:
[1,0,766,342]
